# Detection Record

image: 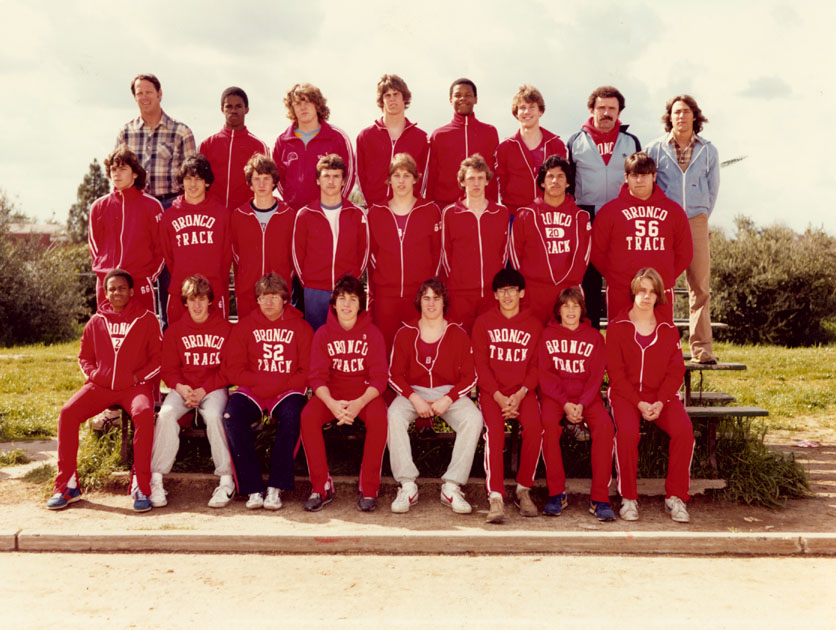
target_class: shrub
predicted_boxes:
[710,216,836,346]
[0,239,86,346]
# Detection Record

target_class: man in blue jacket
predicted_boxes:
[567,86,641,328]
[645,95,720,364]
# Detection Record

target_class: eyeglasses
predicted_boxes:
[258,294,283,304]
[495,288,519,297]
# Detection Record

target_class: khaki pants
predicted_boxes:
[686,214,714,361]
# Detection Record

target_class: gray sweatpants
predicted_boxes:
[151,388,231,477]
[387,385,483,486]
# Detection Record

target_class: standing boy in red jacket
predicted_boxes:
[230,153,295,319]
[426,78,499,207]
[47,269,162,512]
[89,145,163,312]
[356,74,429,207]
[495,85,566,217]
[471,269,543,523]
[292,154,369,330]
[200,86,269,211]
[271,83,355,210]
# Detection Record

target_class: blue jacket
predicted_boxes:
[567,124,641,215]
[645,133,720,219]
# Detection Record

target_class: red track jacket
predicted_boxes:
[495,128,566,214]
[199,126,269,210]
[356,118,429,206]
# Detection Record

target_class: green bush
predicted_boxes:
[710,216,836,346]
[0,239,86,346]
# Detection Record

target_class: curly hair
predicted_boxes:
[244,153,280,188]
[176,154,214,188]
[587,85,625,112]
[284,82,330,123]
[456,153,493,187]
[104,145,147,191]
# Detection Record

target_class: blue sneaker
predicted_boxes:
[543,493,568,516]
[132,488,153,513]
[589,500,617,522]
[46,487,82,510]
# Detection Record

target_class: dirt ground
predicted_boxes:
[1,553,835,629]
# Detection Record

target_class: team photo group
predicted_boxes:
[48,71,720,527]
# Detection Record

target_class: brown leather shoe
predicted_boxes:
[515,487,539,517]
[486,496,505,523]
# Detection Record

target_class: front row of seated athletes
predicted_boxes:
[48,265,694,525]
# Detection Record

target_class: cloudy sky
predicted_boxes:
[0,0,833,235]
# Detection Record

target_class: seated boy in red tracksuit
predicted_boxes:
[471,268,543,523]
[510,155,590,324]
[230,153,295,319]
[590,152,692,324]
[89,145,163,313]
[292,153,369,331]
[440,154,509,334]
[538,287,616,521]
[47,269,162,512]
[300,275,389,513]
[159,154,232,325]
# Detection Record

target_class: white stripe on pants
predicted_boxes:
[151,388,231,477]
[386,385,483,486]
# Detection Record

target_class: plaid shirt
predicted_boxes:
[116,111,196,197]
[668,132,696,173]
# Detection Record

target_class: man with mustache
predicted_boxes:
[567,86,641,328]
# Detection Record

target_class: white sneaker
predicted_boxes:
[264,487,282,510]
[665,496,690,523]
[149,477,167,508]
[208,484,234,508]
[391,482,419,514]
[620,498,639,521]
[440,482,472,514]
[246,492,264,509]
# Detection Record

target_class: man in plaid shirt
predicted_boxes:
[116,73,196,325]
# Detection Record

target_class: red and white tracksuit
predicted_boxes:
[271,120,356,210]
[160,196,232,323]
[356,118,429,206]
[510,196,591,324]
[538,318,613,502]
[591,184,693,322]
[472,306,543,497]
[426,113,499,206]
[230,199,296,318]
[222,304,313,407]
[292,198,369,292]
[301,310,389,497]
[441,200,509,333]
[199,126,270,211]
[606,313,694,501]
[367,199,441,352]
[88,186,164,311]
[55,299,162,495]
[494,128,566,215]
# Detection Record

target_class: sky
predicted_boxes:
[0,0,834,236]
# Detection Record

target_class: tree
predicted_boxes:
[67,159,110,244]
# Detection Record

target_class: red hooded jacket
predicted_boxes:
[389,319,476,402]
[426,113,499,205]
[199,126,269,210]
[292,198,369,291]
[510,196,590,288]
[161,308,231,393]
[367,199,441,299]
[356,118,429,206]
[160,195,232,311]
[78,299,162,391]
[441,200,509,296]
[271,120,356,210]
[591,183,693,290]
[230,199,296,318]
[308,309,388,397]
[88,186,164,283]
[494,128,566,214]
[605,312,685,406]
[472,305,542,397]
[222,304,313,400]
[538,318,605,408]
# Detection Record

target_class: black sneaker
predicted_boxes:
[357,496,377,512]
[304,487,335,512]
